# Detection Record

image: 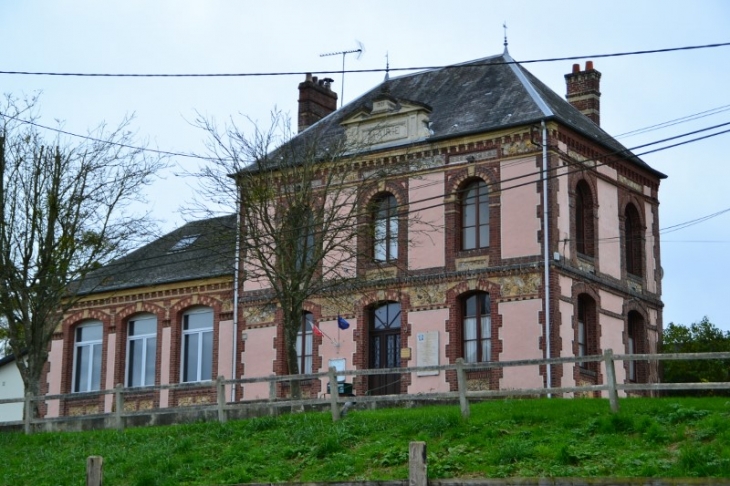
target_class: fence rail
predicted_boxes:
[3,350,729,434]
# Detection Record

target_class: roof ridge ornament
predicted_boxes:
[503,22,509,54]
[384,52,390,82]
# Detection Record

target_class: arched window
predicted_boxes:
[577,294,598,371]
[624,203,643,277]
[285,206,315,272]
[627,311,645,382]
[73,321,103,393]
[372,194,398,262]
[461,180,489,250]
[369,302,402,395]
[296,312,314,375]
[463,292,491,363]
[181,307,213,383]
[575,180,595,257]
[126,314,157,387]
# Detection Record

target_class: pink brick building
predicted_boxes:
[43,50,664,415]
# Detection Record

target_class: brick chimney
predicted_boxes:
[564,61,601,125]
[298,73,338,132]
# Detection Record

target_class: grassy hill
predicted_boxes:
[1,397,729,485]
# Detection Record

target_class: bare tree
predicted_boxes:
[0,93,166,414]
[193,111,426,399]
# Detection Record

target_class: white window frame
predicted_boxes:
[461,180,489,251]
[296,312,314,374]
[181,307,214,383]
[463,293,491,363]
[578,320,586,358]
[627,333,636,381]
[373,194,398,262]
[72,321,103,393]
[126,314,157,388]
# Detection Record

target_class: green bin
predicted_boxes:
[327,382,354,396]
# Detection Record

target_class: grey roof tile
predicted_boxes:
[273,53,665,178]
[77,214,237,294]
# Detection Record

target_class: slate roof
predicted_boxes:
[273,51,665,178]
[76,214,237,294]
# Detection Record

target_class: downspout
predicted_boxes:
[542,120,552,398]
[231,210,241,402]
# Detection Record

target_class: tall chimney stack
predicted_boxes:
[564,61,601,126]
[298,73,338,132]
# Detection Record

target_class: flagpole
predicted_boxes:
[337,315,341,354]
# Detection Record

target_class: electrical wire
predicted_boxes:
[3,55,730,281]
[55,122,730,283]
[1,42,728,78]
[615,104,730,139]
[0,110,211,161]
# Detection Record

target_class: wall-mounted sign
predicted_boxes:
[416,331,439,376]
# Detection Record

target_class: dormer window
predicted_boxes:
[340,96,432,150]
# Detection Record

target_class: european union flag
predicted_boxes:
[337,315,350,330]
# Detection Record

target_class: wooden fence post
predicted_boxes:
[217,376,227,423]
[86,456,103,486]
[114,384,124,430]
[604,349,619,413]
[328,366,341,422]
[409,441,427,486]
[23,392,32,435]
[455,358,470,419]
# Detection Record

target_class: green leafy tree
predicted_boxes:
[661,317,730,394]
[0,93,166,415]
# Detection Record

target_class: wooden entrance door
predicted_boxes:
[369,302,402,395]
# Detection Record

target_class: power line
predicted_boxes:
[661,240,730,244]
[384,123,730,226]
[1,42,729,78]
[3,72,729,279]
[615,104,730,139]
[3,91,728,216]
[65,123,730,283]
[660,207,730,235]
[0,110,207,161]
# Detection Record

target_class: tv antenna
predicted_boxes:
[320,41,364,107]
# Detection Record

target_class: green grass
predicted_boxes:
[2,397,730,485]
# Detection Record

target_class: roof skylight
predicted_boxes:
[169,235,199,252]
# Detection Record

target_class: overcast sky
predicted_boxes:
[1,1,729,331]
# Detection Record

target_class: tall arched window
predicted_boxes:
[624,203,643,277]
[577,294,598,371]
[285,206,316,272]
[181,307,213,383]
[575,181,595,257]
[73,321,103,393]
[372,194,398,262]
[627,311,645,382]
[463,292,491,363]
[461,180,489,250]
[296,312,314,375]
[369,302,402,395]
[126,314,157,387]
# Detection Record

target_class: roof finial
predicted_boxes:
[503,22,509,54]
[384,51,390,82]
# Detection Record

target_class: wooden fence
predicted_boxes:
[2,349,729,434]
[84,441,730,485]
